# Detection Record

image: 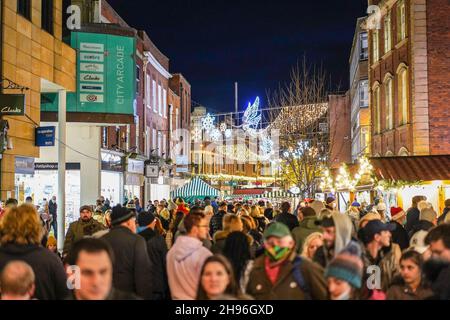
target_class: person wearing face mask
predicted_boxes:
[101,205,153,299]
[325,243,364,300]
[246,222,327,300]
[389,207,410,251]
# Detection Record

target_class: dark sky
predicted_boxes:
[107,0,367,113]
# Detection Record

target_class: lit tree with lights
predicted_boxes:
[268,58,334,197]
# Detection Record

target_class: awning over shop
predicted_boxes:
[370,155,450,181]
[170,177,220,201]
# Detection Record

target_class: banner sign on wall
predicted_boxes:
[0,94,25,116]
[41,31,136,115]
[35,126,56,147]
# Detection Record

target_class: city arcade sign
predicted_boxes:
[0,94,25,116]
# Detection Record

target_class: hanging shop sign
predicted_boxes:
[101,152,123,172]
[41,31,136,115]
[126,159,144,175]
[15,157,35,175]
[146,164,160,178]
[0,94,25,116]
[35,126,56,147]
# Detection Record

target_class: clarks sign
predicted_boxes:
[0,94,25,116]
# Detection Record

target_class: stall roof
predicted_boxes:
[233,189,267,195]
[370,155,450,181]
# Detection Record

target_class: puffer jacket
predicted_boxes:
[166,235,212,300]
[246,250,328,300]
[291,216,322,253]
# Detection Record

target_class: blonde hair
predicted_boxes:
[418,200,433,212]
[0,204,43,246]
[222,214,243,232]
[301,232,324,259]
[240,215,257,232]
[250,205,261,218]
[204,205,214,216]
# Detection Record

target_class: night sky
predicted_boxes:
[107,0,367,113]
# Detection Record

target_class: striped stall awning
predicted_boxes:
[170,177,220,201]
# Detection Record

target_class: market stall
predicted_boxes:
[170,177,220,203]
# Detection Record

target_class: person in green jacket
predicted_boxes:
[63,205,106,256]
[291,207,322,253]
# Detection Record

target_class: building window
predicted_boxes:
[373,85,381,134]
[135,65,140,94]
[152,128,157,151]
[152,79,157,113]
[41,0,54,34]
[384,12,392,53]
[146,74,151,108]
[372,30,379,62]
[146,126,150,156]
[361,127,369,155]
[360,32,368,60]
[397,0,407,42]
[158,84,162,116]
[359,80,369,108]
[385,76,394,131]
[163,134,167,157]
[102,127,108,148]
[176,108,179,130]
[17,0,31,20]
[398,66,409,125]
[163,88,167,118]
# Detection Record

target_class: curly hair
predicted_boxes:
[0,204,43,246]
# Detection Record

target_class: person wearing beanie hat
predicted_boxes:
[246,222,328,300]
[101,205,153,299]
[137,211,170,300]
[389,207,410,251]
[325,250,364,300]
[408,208,437,240]
[62,205,106,256]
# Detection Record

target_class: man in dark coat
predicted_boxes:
[63,205,106,256]
[274,202,299,231]
[408,208,437,240]
[137,211,170,300]
[405,195,427,234]
[101,205,153,299]
[48,196,57,239]
[209,202,227,237]
[389,207,410,250]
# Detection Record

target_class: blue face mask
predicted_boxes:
[137,226,148,233]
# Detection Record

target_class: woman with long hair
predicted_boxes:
[197,255,249,300]
[223,232,254,294]
[301,232,324,260]
[250,205,269,234]
[0,204,68,300]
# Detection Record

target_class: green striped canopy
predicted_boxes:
[170,177,220,202]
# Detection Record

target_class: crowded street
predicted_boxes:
[0,0,449,311]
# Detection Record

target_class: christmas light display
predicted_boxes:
[242,97,262,132]
[201,113,216,132]
[209,128,222,142]
[224,129,233,139]
[219,123,227,132]
[191,128,202,142]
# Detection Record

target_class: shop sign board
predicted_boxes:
[15,157,35,175]
[35,126,56,147]
[127,159,144,175]
[41,32,136,115]
[0,94,25,116]
[146,164,159,178]
[35,163,81,170]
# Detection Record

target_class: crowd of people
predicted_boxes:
[0,194,449,300]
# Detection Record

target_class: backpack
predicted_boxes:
[291,256,312,300]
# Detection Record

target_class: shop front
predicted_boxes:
[124,158,145,203]
[14,157,35,203]
[101,151,124,207]
[16,162,81,232]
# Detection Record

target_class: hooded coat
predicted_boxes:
[166,235,212,300]
[313,213,353,268]
[291,216,322,253]
[0,243,69,300]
